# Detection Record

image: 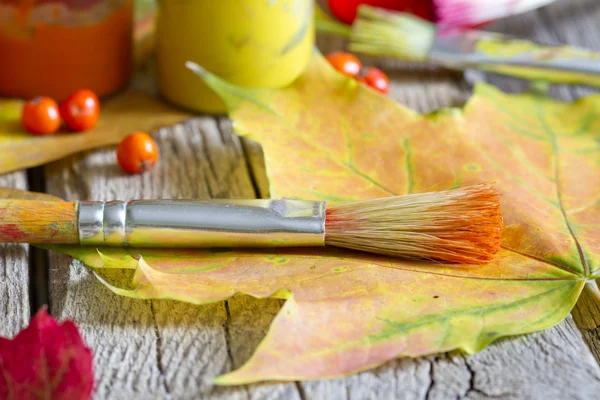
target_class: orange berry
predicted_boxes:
[326,52,363,77]
[21,96,61,135]
[357,67,390,95]
[60,89,100,132]
[117,131,159,174]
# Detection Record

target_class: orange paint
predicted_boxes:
[325,184,503,265]
[0,0,133,100]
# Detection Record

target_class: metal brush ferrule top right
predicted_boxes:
[429,30,600,76]
[77,199,326,248]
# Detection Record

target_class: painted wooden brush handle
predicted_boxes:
[0,200,79,244]
[0,199,325,247]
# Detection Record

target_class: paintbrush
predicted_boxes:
[0,184,502,264]
[349,5,600,88]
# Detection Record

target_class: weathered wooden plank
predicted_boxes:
[44,119,300,399]
[0,172,30,337]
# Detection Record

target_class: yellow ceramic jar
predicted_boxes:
[156,0,314,114]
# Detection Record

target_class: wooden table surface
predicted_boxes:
[2,0,600,398]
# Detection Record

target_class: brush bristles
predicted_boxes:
[348,5,436,61]
[324,184,503,265]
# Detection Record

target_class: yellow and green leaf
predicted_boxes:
[54,245,580,384]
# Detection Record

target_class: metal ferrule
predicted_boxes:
[77,199,326,248]
[429,30,600,76]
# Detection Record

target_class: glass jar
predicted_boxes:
[0,0,133,100]
[156,0,314,114]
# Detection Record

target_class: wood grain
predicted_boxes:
[0,172,30,337]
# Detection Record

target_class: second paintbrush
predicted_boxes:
[349,5,600,88]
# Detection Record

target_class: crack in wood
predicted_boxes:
[464,359,477,399]
[294,382,307,400]
[424,357,436,400]
[240,139,264,199]
[150,300,172,396]
[462,358,513,400]
[223,300,236,371]
[199,122,220,184]
[26,167,49,315]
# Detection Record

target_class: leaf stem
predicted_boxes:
[584,280,600,305]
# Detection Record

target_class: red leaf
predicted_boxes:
[0,308,94,400]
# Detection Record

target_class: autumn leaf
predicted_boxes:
[53,245,581,385]
[3,51,599,384]
[0,308,94,400]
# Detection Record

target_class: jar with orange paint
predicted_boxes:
[0,0,133,101]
